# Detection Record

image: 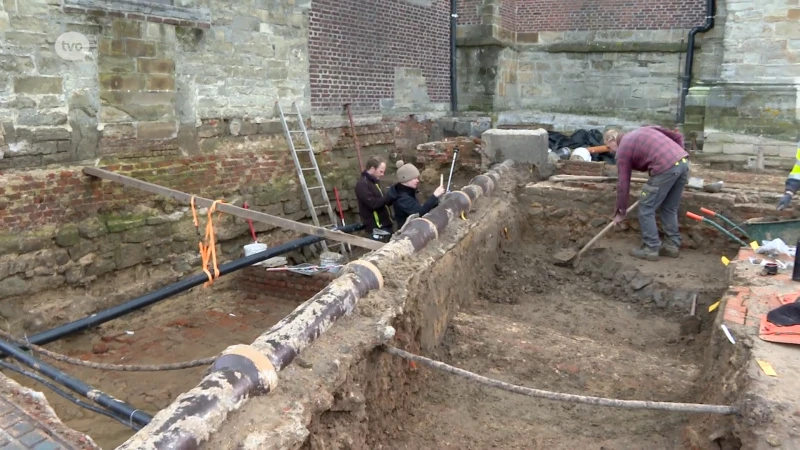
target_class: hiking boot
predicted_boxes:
[659,244,680,258]
[630,246,660,261]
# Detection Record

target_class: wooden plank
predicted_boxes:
[82,167,384,251]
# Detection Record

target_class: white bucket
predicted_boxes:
[570,147,591,162]
[243,243,268,257]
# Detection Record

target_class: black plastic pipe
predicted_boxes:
[26,223,364,347]
[0,338,153,426]
[450,0,458,114]
[677,0,715,124]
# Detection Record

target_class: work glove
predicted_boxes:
[777,192,793,211]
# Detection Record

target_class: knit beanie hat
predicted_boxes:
[395,160,420,183]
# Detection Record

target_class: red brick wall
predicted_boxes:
[0,150,294,232]
[414,137,484,168]
[308,0,451,115]
[457,0,483,25]
[500,0,517,32]
[0,120,434,232]
[515,0,706,31]
[238,267,336,302]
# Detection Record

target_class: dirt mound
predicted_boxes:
[480,249,563,303]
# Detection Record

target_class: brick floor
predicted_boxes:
[0,376,96,450]
[720,247,800,449]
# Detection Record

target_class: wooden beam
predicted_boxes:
[82,167,384,251]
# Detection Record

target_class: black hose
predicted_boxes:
[677,0,715,124]
[0,359,142,431]
[0,338,152,427]
[26,223,364,347]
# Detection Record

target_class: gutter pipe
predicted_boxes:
[450,0,458,114]
[677,0,715,124]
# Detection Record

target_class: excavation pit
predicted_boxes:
[1,163,794,449]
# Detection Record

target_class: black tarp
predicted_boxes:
[548,129,616,165]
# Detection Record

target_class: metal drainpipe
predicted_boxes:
[22,223,364,347]
[677,0,715,124]
[450,0,458,115]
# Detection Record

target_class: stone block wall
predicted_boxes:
[692,0,800,153]
[0,0,454,308]
[454,0,716,125]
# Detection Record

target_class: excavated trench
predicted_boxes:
[0,168,749,450]
[297,182,747,450]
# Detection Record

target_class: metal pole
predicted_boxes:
[0,338,153,427]
[446,147,459,193]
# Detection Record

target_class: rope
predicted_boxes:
[383,345,738,415]
[191,196,223,287]
[0,330,215,372]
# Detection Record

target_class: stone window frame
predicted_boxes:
[62,0,212,29]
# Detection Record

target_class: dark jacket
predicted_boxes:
[355,171,393,234]
[387,183,439,229]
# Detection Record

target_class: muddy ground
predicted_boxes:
[2,275,303,449]
[390,229,730,449]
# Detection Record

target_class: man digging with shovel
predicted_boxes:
[604,126,690,261]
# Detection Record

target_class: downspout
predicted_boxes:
[450,0,458,114]
[677,0,715,124]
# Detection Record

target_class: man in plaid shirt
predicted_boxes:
[604,126,689,261]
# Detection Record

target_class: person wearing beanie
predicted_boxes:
[386,160,445,229]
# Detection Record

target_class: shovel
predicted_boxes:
[554,199,641,268]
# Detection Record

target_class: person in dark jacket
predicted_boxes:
[355,157,393,240]
[387,160,445,229]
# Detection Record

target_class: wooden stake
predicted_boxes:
[82,167,383,251]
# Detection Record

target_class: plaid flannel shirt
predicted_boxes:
[614,126,688,215]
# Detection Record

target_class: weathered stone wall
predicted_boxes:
[694,0,800,156]
[455,0,717,125]
[0,119,438,326]
[0,0,455,321]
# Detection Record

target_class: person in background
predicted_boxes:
[604,126,689,261]
[776,139,800,211]
[387,160,445,229]
[355,157,393,241]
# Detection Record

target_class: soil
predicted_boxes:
[392,231,729,449]
[0,276,303,449]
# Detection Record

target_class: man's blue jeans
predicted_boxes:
[638,159,690,249]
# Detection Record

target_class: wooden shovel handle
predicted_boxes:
[576,200,641,260]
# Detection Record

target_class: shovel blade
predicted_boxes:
[553,248,577,267]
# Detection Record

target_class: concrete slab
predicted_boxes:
[0,374,97,450]
[482,128,548,169]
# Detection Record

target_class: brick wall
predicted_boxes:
[414,137,484,169]
[515,0,705,32]
[457,0,483,25]
[308,0,452,115]
[499,0,516,33]
[238,266,336,302]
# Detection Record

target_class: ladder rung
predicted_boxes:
[289,130,304,133]
[308,186,324,190]
[295,148,312,152]
[301,167,316,171]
